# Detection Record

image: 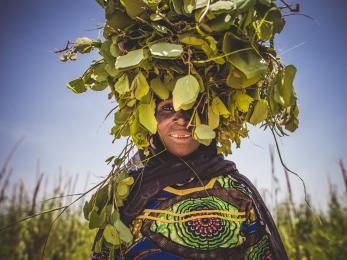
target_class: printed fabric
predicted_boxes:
[119,175,273,260]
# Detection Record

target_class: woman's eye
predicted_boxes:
[162,104,174,112]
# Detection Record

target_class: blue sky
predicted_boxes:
[0,0,346,209]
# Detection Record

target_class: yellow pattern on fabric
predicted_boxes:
[136,214,246,224]
[163,177,217,195]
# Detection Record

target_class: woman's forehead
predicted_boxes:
[157,98,172,108]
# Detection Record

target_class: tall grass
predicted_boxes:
[0,144,346,259]
[269,148,347,260]
[0,150,96,259]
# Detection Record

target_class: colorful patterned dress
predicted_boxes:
[91,149,288,260]
[121,174,273,259]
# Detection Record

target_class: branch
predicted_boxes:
[53,41,73,54]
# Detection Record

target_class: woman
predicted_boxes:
[91,97,288,260]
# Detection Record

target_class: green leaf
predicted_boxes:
[127,99,137,107]
[91,71,108,83]
[83,199,94,220]
[149,43,183,58]
[173,75,200,111]
[179,34,224,63]
[208,105,220,130]
[285,104,299,132]
[95,185,109,211]
[212,97,230,117]
[132,71,150,100]
[94,237,103,253]
[103,224,121,245]
[259,0,272,6]
[194,124,216,146]
[208,14,234,32]
[183,0,208,14]
[104,64,119,77]
[281,65,297,107]
[115,219,133,243]
[74,37,100,53]
[100,40,115,65]
[234,92,253,112]
[208,1,234,14]
[89,207,106,229]
[110,43,120,57]
[172,0,184,15]
[114,74,130,95]
[130,117,150,149]
[115,49,144,70]
[223,32,268,80]
[138,101,157,134]
[152,23,171,34]
[105,10,134,37]
[114,108,132,125]
[226,66,259,88]
[248,99,268,125]
[266,7,285,34]
[75,37,93,46]
[120,0,147,19]
[150,77,170,99]
[67,78,87,94]
[116,183,129,197]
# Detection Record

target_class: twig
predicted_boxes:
[279,0,300,12]
[198,0,211,24]
[53,41,73,54]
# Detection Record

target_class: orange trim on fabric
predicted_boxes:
[136,214,246,224]
[163,177,218,195]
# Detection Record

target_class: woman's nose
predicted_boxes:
[173,110,192,125]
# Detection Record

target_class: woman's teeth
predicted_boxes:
[170,134,191,138]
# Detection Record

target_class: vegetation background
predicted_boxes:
[0,146,346,259]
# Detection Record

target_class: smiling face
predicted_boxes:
[156,99,200,157]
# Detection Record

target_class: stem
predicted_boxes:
[270,127,311,207]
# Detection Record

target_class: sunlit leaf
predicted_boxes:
[67,78,87,94]
[248,99,268,125]
[281,65,297,107]
[149,43,183,58]
[131,71,150,100]
[115,49,144,70]
[150,77,169,99]
[208,105,220,130]
[103,224,121,245]
[114,74,130,95]
[138,101,157,134]
[115,219,133,243]
[234,92,253,112]
[194,124,216,146]
[173,75,200,111]
[212,96,230,117]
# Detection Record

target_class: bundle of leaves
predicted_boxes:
[63,0,299,155]
[59,0,301,254]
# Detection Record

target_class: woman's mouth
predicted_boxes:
[169,133,191,139]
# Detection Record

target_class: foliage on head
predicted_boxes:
[61,0,299,156]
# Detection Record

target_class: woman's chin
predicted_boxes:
[166,143,200,157]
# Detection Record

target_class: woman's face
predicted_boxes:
[156,99,200,157]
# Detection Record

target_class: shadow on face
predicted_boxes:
[156,99,200,157]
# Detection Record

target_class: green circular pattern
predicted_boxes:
[150,196,246,250]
